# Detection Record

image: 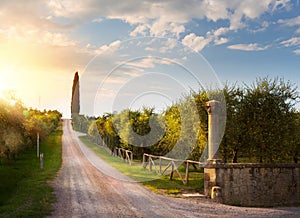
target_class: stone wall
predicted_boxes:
[204,162,300,207]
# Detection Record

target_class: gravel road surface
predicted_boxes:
[50,120,300,217]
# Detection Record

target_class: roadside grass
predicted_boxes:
[80,136,204,196]
[0,129,62,217]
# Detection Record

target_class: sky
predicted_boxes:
[0,0,300,118]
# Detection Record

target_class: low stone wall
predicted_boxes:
[204,162,300,207]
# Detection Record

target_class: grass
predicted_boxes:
[80,136,204,196]
[0,128,62,217]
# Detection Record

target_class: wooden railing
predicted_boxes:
[113,147,133,165]
[142,153,205,185]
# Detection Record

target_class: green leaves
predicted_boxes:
[220,77,299,163]
[0,96,62,160]
[77,77,299,164]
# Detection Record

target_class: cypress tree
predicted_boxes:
[71,72,80,114]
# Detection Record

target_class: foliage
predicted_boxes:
[71,113,93,133]
[73,77,300,163]
[112,108,165,159]
[219,77,299,163]
[23,109,62,141]
[95,113,120,153]
[289,111,300,163]
[219,83,245,163]
[0,95,62,160]
[87,120,103,145]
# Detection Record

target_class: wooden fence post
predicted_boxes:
[170,161,174,180]
[142,154,145,168]
[40,153,44,170]
[149,157,152,172]
[141,153,204,185]
[159,157,162,174]
[185,161,189,185]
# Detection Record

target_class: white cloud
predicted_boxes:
[45,0,291,39]
[280,37,300,47]
[123,57,173,70]
[149,19,185,38]
[203,0,229,22]
[182,33,211,52]
[130,24,149,37]
[181,28,230,51]
[213,27,230,37]
[95,40,121,55]
[278,15,300,35]
[293,49,300,55]
[227,43,268,51]
[130,20,185,38]
[250,21,270,33]
[159,38,177,53]
[226,0,291,30]
[214,37,229,45]
[271,0,292,11]
[278,16,300,26]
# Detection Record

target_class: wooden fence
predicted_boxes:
[142,153,205,185]
[113,147,133,165]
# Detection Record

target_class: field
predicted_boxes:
[0,129,62,217]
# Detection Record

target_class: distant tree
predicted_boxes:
[113,108,165,159]
[71,72,80,114]
[96,113,120,152]
[23,109,62,143]
[88,120,102,145]
[71,113,92,133]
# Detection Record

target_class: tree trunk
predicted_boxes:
[232,149,238,163]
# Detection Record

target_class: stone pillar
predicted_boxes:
[206,100,221,160]
[204,162,223,200]
[204,100,223,199]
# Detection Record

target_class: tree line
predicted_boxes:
[72,77,300,163]
[0,94,62,160]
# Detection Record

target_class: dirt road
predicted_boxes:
[50,120,300,217]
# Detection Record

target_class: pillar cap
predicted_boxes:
[206,100,221,115]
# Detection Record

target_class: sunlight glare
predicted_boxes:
[10,99,16,106]
[0,66,15,100]
[0,81,5,99]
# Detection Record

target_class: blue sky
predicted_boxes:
[0,0,299,117]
